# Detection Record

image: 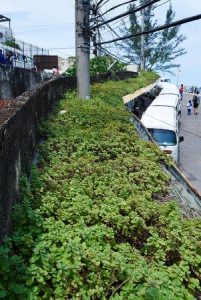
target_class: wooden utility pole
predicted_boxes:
[75,0,91,99]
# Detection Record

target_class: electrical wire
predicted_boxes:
[98,45,130,64]
[100,0,170,37]
[91,0,138,21]
[90,0,162,30]
[97,13,201,45]
[92,7,129,61]
[94,1,160,59]
[95,0,110,9]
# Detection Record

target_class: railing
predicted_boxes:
[0,39,49,69]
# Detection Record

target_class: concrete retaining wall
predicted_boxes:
[0,71,137,242]
[0,64,42,99]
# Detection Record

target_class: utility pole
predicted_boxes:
[140,8,145,70]
[75,0,91,99]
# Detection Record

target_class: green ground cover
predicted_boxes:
[0,72,201,300]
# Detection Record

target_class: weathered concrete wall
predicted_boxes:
[0,64,42,99]
[0,71,137,242]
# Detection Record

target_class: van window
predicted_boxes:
[148,129,177,146]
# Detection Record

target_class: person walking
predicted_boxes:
[187,100,192,115]
[192,91,200,115]
[0,49,5,64]
[179,84,184,100]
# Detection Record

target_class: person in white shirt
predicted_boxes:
[187,100,192,115]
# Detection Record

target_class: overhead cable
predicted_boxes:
[91,0,138,21]
[98,45,129,64]
[100,0,170,36]
[90,0,162,30]
[97,13,201,45]
[95,0,110,9]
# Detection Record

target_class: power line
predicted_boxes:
[91,0,138,21]
[99,10,121,38]
[100,0,170,36]
[98,45,129,64]
[90,0,162,30]
[96,0,110,8]
[97,13,201,45]
[96,0,106,7]
[97,0,170,62]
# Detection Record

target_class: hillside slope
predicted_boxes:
[1,72,201,300]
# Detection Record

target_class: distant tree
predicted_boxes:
[120,1,186,73]
[65,55,126,76]
[3,37,21,50]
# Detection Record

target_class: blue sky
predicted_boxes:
[1,1,201,87]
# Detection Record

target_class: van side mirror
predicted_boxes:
[179,136,184,142]
[178,110,181,116]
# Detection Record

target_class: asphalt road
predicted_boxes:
[178,93,201,193]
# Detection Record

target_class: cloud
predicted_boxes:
[1,0,201,85]
[1,0,75,56]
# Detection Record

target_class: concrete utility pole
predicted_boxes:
[140,8,145,70]
[75,0,91,99]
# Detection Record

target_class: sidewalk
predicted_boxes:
[178,93,201,193]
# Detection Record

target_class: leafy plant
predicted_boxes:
[65,55,126,76]
[0,71,201,299]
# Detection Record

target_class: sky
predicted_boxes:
[1,0,201,87]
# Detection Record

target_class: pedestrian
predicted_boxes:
[0,49,5,64]
[187,100,192,115]
[5,51,13,66]
[179,84,184,100]
[192,91,200,115]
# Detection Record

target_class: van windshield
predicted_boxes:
[148,129,177,146]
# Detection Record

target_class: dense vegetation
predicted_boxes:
[65,56,126,76]
[0,72,201,299]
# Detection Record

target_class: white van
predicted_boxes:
[160,83,180,97]
[141,105,183,162]
[150,93,181,118]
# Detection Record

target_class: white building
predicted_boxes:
[0,15,12,43]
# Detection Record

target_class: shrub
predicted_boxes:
[0,72,201,299]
